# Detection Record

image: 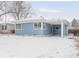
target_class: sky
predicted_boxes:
[29,1,79,22]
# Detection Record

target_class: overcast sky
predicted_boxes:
[29,1,79,22]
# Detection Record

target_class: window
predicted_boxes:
[16,24,21,30]
[43,23,46,28]
[34,23,38,29]
[33,23,41,29]
[38,23,41,28]
[2,25,7,30]
[5,25,7,30]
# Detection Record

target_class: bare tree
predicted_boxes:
[8,1,32,21]
[0,1,6,16]
[0,1,5,10]
[0,2,13,16]
[0,1,32,32]
[0,1,32,20]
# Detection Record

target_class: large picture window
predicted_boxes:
[33,23,41,30]
[33,22,47,30]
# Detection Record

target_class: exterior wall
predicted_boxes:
[7,24,15,30]
[15,22,68,37]
[15,23,44,35]
[43,24,52,35]
[15,23,52,35]
[0,24,15,34]
[51,24,68,37]
[0,24,15,30]
[51,25,61,36]
[7,24,15,34]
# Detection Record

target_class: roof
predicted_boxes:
[16,18,69,25]
[46,19,69,25]
[69,27,79,30]
[0,17,69,25]
[0,20,15,24]
[72,19,79,24]
[75,19,79,24]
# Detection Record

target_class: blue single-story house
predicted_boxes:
[14,18,69,37]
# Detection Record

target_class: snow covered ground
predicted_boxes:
[0,35,76,58]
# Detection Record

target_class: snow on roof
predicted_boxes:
[46,19,69,25]
[17,18,69,25]
[0,15,69,25]
[75,19,79,24]
[0,13,16,24]
[0,20,15,24]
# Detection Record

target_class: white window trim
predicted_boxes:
[15,23,22,30]
[33,22,47,30]
[43,23,47,30]
[33,22,42,30]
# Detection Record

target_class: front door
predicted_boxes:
[52,25,61,36]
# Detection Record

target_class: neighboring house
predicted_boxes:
[0,21,15,34]
[15,18,69,37]
[69,19,79,36]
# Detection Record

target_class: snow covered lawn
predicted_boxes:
[0,35,76,58]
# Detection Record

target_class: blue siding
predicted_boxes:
[15,22,68,36]
[43,24,52,35]
[51,25,61,36]
[42,24,61,36]
[15,23,44,35]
